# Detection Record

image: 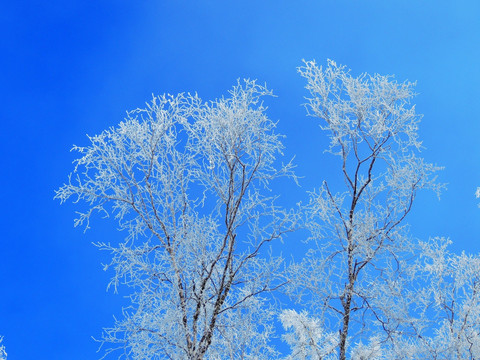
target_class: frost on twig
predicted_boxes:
[280,309,337,360]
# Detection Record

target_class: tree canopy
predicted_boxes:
[56,60,480,360]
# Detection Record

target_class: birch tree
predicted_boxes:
[56,80,295,360]
[285,60,443,360]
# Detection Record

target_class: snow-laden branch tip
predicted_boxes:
[0,336,6,360]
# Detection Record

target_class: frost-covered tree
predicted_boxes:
[56,81,295,360]
[349,238,480,360]
[400,238,480,359]
[285,60,443,360]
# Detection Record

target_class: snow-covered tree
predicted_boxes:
[56,60,479,360]
[285,60,443,360]
[356,238,480,360]
[412,238,480,359]
[56,80,296,360]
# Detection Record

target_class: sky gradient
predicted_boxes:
[1,1,480,358]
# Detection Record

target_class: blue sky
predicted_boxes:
[1,1,480,358]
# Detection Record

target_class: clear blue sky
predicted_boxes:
[1,1,479,358]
